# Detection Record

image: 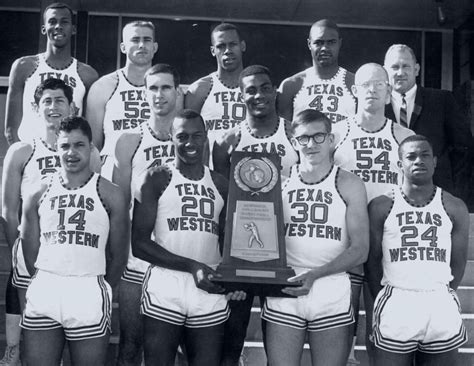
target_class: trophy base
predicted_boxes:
[212,263,300,297]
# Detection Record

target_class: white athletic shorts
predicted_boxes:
[121,250,149,284]
[21,270,112,341]
[141,266,229,328]
[262,272,354,331]
[12,238,31,289]
[372,285,467,354]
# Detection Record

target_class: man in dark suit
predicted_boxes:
[383,44,472,201]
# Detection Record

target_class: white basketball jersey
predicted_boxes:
[130,122,175,194]
[334,117,401,202]
[19,53,86,141]
[36,173,109,276]
[282,165,349,269]
[381,187,453,290]
[235,119,299,177]
[101,70,150,157]
[293,66,356,123]
[153,164,224,267]
[20,138,60,198]
[200,72,247,150]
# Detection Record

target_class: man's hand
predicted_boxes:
[281,269,317,297]
[190,261,225,294]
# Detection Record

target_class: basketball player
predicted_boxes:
[277,19,356,123]
[19,116,129,366]
[333,63,414,365]
[213,65,299,366]
[4,2,98,144]
[262,109,368,366]
[1,79,101,366]
[113,63,180,366]
[366,134,468,365]
[132,109,245,366]
[86,20,158,180]
[185,23,247,164]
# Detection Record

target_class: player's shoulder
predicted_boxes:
[368,191,394,216]
[186,74,213,95]
[9,55,38,81]
[336,167,367,199]
[77,61,99,86]
[392,119,415,143]
[116,129,142,149]
[279,70,306,92]
[98,174,125,207]
[88,70,119,98]
[5,140,34,164]
[343,69,355,88]
[441,189,469,220]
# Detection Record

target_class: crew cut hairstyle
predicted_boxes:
[398,134,434,158]
[239,65,274,89]
[211,22,242,42]
[43,2,74,22]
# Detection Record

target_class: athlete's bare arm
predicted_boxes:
[276,72,305,121]
[132,166,225,294]
[210,171,229,254]
[443,192,469,290]
[90,145,102,173]
[4,56,37,144]
[99,177,130,287]
[212,127,240,179]
[86,72,119,150]
[20,183,48,276]
[282,170,369,296]
[184,76,213,112]
[365,194,393,298]
[392,122,415,144]
[1,142,33,249]
[77,62,99,91]
[112,132,141,204]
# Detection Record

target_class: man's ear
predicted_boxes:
[414,63,420,77]
[41,25,47,35]
[72,25,76,36]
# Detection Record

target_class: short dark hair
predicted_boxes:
[309,19,340,39]
[211,23,242,43]
[398,134,434,158]
[239,65,273,90]
[34,78,73,105]
[43,3,74,22]
[173,109,206,132]
[144,63,180,88]
[291,109,332,134]
[58,116,93,142]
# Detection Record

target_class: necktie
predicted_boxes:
[400,94,408,127]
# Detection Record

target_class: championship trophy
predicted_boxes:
[213,151,298,297]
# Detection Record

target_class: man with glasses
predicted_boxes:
[277,19,356,123]
[333,63,413,365]
[262,109,369,366]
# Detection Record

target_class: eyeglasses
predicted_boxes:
[356,80,389,90]
[294,132,329,146]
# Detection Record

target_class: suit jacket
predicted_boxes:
[386,86,472,199]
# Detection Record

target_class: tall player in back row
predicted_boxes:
[366,135,469,365]
[185,23,247,164]
[277,19,356,123]
[20,117,129,365]
[86,20,158,179]
[4,2,98,144]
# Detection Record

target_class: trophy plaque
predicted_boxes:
[213,151,298,297]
